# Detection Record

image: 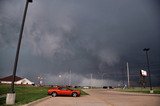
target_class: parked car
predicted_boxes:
[83,86,89,89]
[103,86,108,89]
[48,86,81,97]
[103,86,114,89]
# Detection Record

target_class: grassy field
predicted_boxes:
[0,85,49,106]
[0,84,88,106]
[115,87,160,94]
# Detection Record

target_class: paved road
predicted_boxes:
[87,89,160,106]
[29,89,160,106]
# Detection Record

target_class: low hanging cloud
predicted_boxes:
[22,0,120,66]
[98,49,120,66]
[0,0,160,86]
[42,73,120,87]
[27,32,62,57]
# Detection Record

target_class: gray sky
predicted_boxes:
[0,0,160,86]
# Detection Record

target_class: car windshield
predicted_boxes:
[59,87,68,90]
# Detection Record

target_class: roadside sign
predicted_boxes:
[141,70,147,77]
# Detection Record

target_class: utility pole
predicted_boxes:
[121,66,125,87]
[143,48,153,93]
[69,70,71,86]
[102,73,106,88]
[91,73,93,89]
[127,62,130,88]
[6,0,33,105]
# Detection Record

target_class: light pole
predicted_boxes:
[102,73,106,88]
[69,70,71,86]
[126,62,130,88]
[6,0,33,105]
[90,73,93,89]
[58,74,62,85]
[38,76,44,86]
[143,48,153,93]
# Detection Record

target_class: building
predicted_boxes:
[0,75,34,85]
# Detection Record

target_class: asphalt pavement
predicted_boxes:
[24,89,160,106]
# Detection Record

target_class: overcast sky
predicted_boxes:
[0,0,160,86]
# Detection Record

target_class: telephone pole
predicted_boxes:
[69,70,71,86]
[127,62,130,88]
[91,73,93,89]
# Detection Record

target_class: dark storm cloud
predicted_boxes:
[0,0,160,86]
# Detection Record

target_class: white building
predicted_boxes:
[0,75,34,85]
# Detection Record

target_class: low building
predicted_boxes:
[0,75,34,85]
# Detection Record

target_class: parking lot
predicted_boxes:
[27,89,160,106]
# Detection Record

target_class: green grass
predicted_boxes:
[0,85,10,95]
[80,89,89,95]
[70,88,89,95]
[0,85,88,106]
[0,96,6,106]
[0,85,49,106]
[115,87,160,94]
[15,86,49,105]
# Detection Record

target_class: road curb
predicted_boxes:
[23,96,51,106]
[109,90,160,96]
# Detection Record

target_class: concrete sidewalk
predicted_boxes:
[23,89,160,106]
[23,96,51,106]
[28,95,109,106]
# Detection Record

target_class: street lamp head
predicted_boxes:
[143,48,150,51]
[59,75,62,78]
[28,0,33,3]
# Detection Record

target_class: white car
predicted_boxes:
[83,86,89,89]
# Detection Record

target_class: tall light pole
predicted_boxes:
[69,70,71,86]
[38,76,44,86]
[6,0,33,105]
[143,48,153,93]
[58,74,62,85]
[126,62,130,88]
[90,73,93,89]
[102,73,106,88]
